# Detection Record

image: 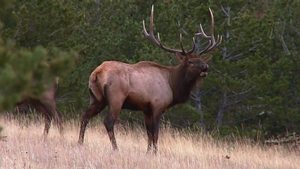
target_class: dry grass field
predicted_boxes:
[0,116,299,169]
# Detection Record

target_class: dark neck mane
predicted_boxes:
[169,64,198,105]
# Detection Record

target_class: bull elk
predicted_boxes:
[78,6,222,153]
[16,79,63,137]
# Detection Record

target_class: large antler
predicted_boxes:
[196,8,222,55]
[143,5,195,55]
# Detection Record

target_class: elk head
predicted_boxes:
[143,6,222,79]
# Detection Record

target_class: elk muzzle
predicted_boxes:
[200,64,209,77]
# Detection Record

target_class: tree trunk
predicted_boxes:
[191,89,205,129]
[216,91,227,128]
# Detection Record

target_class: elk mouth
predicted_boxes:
[200,71,208,77]
[199,64,209,77]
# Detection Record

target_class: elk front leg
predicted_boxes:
[43,111,52,137]
[56,110,64,135]
[144,112,161,154]
[78,102,104,144]
[40,99,64,136]
[144,115,154,152]
[33,101,52,138]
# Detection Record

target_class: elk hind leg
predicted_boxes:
[79,97,105,144]
[103,87,125,150]
[104,108,121,150]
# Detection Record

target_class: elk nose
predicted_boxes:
[202,64,209,72]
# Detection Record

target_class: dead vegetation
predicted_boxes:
[0,116,299,169]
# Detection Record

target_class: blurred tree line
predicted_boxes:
[0,0,299,139]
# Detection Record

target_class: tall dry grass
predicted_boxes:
[0,116,299,169]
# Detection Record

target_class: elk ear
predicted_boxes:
[175,52,187,63]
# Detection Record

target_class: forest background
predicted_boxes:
[0,0,299,140]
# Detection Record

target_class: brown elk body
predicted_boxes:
[16,79,63,137]
[78,6,222,153]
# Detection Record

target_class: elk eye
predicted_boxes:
[188,61,194,65]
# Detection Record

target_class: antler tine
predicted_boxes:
[142,6,161,47]
[179,33,186,54]
[142,5,197,55]
[216,35,223,46]
[197,24,210,38]
[209,8,216,43]
[186,37,196,54]
[142,20,148,36]
[214,35,221,47]
[149,5,155,36]
[195,8,222,55]
[198,40,212,55]
[143,5,183,54]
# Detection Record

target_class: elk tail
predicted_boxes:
[88,73,103,103]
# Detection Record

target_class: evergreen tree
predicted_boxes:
[0,0,299,138]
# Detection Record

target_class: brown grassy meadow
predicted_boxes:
[0,116,299,169]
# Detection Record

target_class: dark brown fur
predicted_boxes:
[16,81,63,137]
